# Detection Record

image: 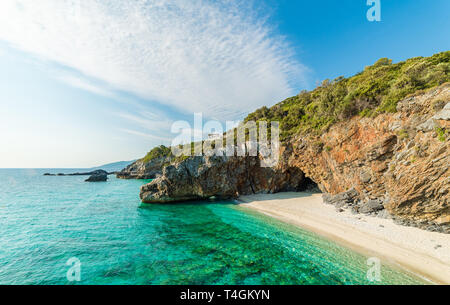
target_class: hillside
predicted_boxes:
[127,51,449,166]
[245,51,449,140]
[125,52,449,233]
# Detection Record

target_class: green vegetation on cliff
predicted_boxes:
[245,51,449,140]
[141,52,449,163]
[142,145,173,163]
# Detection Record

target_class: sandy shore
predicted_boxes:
[238,192,450,284]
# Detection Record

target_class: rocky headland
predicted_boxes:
[122,53,450,233]
[139,155,312,203]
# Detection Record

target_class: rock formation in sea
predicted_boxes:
[127,52,450,233]
[85,172,108,182]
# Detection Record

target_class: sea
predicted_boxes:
[0,169,427,285]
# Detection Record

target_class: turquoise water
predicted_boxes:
[0,169,426,285]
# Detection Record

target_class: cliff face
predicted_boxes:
[286,84,449,230]
[139,84,449,232]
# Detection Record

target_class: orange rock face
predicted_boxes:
[285,84,449,225]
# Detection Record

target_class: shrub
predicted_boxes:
[435,127,448,142]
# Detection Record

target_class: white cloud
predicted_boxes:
[115,111,173,132]
[0,0,306,120]
[57,74,116,98]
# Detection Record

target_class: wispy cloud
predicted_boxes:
[0,0,306,120]
[118,128,170,142]
[115,111,173,132]
[57,74,116,98]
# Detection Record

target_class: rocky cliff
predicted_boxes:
[286,84,449,232]
[135,53,449,233]
[139,84,449,233]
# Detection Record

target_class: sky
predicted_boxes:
[0,0,449,168]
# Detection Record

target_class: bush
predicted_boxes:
[435,127,448,142]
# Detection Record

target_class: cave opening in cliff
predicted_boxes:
[282,167,321,193]
[300,177,321,193]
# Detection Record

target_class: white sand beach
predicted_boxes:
[238,192,450,284]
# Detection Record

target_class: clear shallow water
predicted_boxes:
[0,169,426,285]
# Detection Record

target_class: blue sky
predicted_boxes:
[0,0,449,168]
[268,0,450,84]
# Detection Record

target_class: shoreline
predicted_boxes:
[238,192,450,285]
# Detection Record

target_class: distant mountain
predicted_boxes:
[89,160,137,173]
